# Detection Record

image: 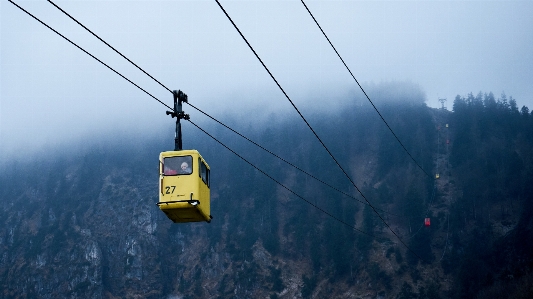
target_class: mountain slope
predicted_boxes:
[1,96,532,299]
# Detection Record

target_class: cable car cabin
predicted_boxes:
[424,218,431,226]
[158,150,212,223]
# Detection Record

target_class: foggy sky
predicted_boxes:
[1,0,532,158]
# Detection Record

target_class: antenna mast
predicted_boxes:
[438,98,447,110]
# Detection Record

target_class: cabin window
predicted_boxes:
[163,156,192,175]
[199,159,210,187]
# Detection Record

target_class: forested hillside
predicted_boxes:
[442,92,533,298]
[0,93,532,298]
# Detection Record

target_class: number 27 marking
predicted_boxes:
[165,186,176,194]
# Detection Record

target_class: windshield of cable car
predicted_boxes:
[163,156,192,175]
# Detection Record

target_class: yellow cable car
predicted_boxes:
[158,150,212,223]
[156,90,212,223]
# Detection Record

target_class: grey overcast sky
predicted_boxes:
[1,0,533,158]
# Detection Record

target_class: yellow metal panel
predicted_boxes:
[158,150,211,223]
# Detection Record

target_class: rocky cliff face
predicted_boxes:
[1,101,532,298]
[0,157,158,298]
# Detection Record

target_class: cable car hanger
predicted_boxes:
[166,90,190,151]
[157,90,212,223]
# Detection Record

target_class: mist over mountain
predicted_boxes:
[1,90,532,298]
[0,80,425,162]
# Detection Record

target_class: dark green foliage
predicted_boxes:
[301,274,317,299]
[368,263,392,290]
[269,267,284,292]
[476,271,533,299]
[410,267,422,284]
[357,197,379,259]
[407,228,434,265]
[217,274,233,296]
[417,281,441,299]
[451,93,533,209]
[1,93,532,299]
[395,247,404,264]
[309,232,322,271]
[397,282,417,299]
[386,246,394,258]
[324,217,354,277]
[445,93,533,298]
[396,264,407,276]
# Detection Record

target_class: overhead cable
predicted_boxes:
[11,0,389,236]
[214,0,423,261]
[14,0,423,260]
[188,119,379,239]
[300,0,433,180]
[46,0,400,218]
[188,102,401,218]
